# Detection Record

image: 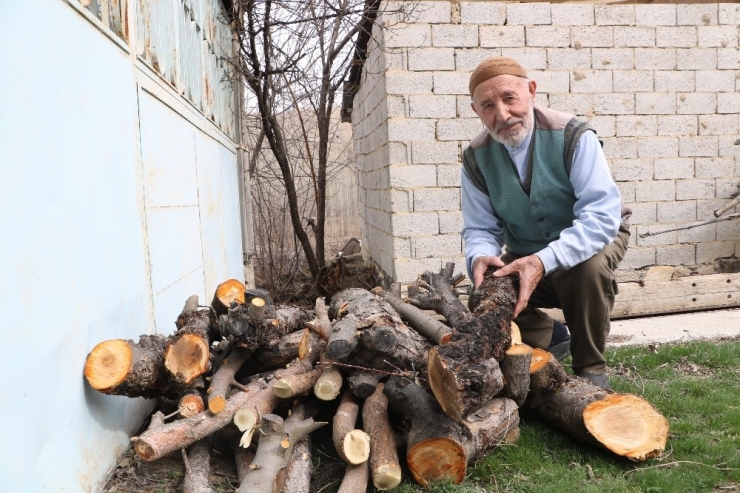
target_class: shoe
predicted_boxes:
[548,320,571,362]
[575,372,611,390]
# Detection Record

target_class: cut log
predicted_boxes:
[234,443,256,485]
[165,309,213,385]
[236,330,306,376]
[348,370,383,399]
[179,392,205,418]
[282,435,312,493]
[384,376,520,486]
[524,378,669,461]
[83,336,177,399]
[371,287,452,344]
[529,348,568,394]
[362,383,401,490]
[211,279,247,318]
[182,437,214,493]
[208,348,250,414]
[217,301,309,352]
[333,390,371,465]
[502,344,533,407]
[337,461,369,493]
[313,365,343,401]
[273,368,323,399]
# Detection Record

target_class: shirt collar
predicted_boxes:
[503,125,533,158]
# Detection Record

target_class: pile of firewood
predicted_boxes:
[84,263,670,492]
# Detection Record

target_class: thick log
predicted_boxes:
[363,383,401,490]
[524,378,669,461]
[313,364,343,401]
[211,279,247,318]
[337,461,369,493]
[208,348,250,414]
[165,309,213,385]
[529,348,568,394]
[234,444,256,485]
[83,336,177,399]
[348,370,383,399]
[282,436,312,493]
[182,437,214,493]
[372,287,452,344]
[333,390,371,465]
[502,344,533,407]
[236,330,306,376]
[384,376,520,486]
[273,368,323,399]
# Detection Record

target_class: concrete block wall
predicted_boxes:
[352,1,740,283]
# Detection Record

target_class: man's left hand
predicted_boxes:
[493,254,545,318]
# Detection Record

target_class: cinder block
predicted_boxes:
[636,93,676,115]
[457,96,476,117]
[698,26,738,48]
[680,136,719,157]
[526,26,570,48]
[433,72,471,95]
[655,71,695,92]
[391,190,412,212]
[389,142,409,164]
[595,5,635,25]
[718,93,740,114]
[384,24,432,49]
[676,179,716,199]
[656,244,696,266]
[549,94,594,116]
[411,141,459,164]
[612,158,653,181]
[500,48,547,70]
[413,188,460,211]
[480,26,525,48]
[635,5,677,26]
[658,201,697,222]
[719,136,740,157]
[697,241,735,263]
[571,27,614,48]
[411,1,452,24]
[695,70,737,92]
[677,93,717,115]
[386,72,433,94]
[677,222,716,242]
[408,48,456,71]
[718,48,740,69]
[634,48,676,70]
[617,181,636,202]
[552,4,593,26]
[506,3,551,25]
[547,48,591,69]
[658,115,699,135]
[455,49,502,71]
[526,70,570,93]
[433,25,479,48]
[617,115,658,137]
[408,95,457,118]
[637,225,677,247]
[656,27,697,48]
[571,70,613,93]
[389,164,437,187]
[695,156,734,178]
[677,48,718,70]
[619,247,656,269]
[636,180,675,202]
[384,50,407,71]
[717,221,740,241]
[677,4,718,26]
[654,157,695,179]
[388,119,436,142]
[394,258,445,283]
[592,48,634,70]
[437,118,483,141]
[719,3,740,24]
[638,137,679,158]
[614,27,655,48]
[460,2,506,25]
[413,234,462,258]
[439,211,464,233]
[588,115,616,137]
[394,237,412,257]
[593,93,634,115]
[387,96,407,118]
[628,202,657,224]
[699,114,739,136]
[602,137,638,159]
[613,70,654,92]
[716,178,740,198]
[392,212,440,236]
[437,165,462,187]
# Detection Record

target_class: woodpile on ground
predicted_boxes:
[84,264,670,492]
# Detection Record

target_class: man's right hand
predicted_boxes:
[472,255,506,289]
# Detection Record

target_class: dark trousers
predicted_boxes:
[501,226,630,374]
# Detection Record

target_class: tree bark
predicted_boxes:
[182,437,214,493]
[208,348,250,414]
[337,461,369,493]
[348,370,383,399]
[333,390,370,464]
[502,344,533,407]
[273,368,323,399]
[524,377,669,461]
[529,348,568,394]
[372,287,452,344]
[282,436,312,493]
[362,383,401,490]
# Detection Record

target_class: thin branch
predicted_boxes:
[638,213,740,238]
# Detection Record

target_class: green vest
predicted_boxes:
[462,105,596,256]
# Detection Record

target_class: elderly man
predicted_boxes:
[461,57,630,389]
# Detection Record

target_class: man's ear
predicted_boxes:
[528,79,537,99]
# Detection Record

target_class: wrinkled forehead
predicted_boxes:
[472,74,529,102]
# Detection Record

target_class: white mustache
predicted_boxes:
[495,118,524,131]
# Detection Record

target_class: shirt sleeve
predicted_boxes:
[534,131,622,275]
[461,167,505,279]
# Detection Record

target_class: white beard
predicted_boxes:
[486,106,534,147]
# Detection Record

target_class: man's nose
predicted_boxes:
[494,105,511,123]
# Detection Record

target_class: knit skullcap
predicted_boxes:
[469,57,528,96]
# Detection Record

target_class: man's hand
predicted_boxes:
[493,254,545,318]
[472,256,506,289]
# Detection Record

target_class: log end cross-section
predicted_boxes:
[84,339,134,393]
[165,334,210,386]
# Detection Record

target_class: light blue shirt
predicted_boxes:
[462,129,622,278]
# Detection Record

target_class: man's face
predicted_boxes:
[471,75,536,147]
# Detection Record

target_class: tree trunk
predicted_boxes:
[529,348,568,394]
[208,348,250,414]
[182,437,214,493]
[524,378,669,461]
[211,279,247,319]
[502,344,533,407]
[362,383,401,490]
[333,390,370,465]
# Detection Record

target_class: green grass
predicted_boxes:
[383,339,740,493]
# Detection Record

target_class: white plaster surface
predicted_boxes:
[608,308,740,346]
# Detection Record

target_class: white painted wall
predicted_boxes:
[0,0,243,491]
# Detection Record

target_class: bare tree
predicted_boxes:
[231,0,409,291]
